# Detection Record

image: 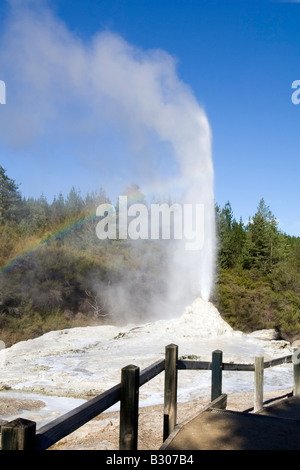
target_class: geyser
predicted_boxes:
[0,1,216,317]
[166,113,216,304]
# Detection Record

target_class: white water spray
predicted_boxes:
[86,32,216,304]
[0,2,216,315]
[164,106,216,303]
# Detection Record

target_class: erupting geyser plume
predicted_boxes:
[0,0,216,319]
[164,110,215,305]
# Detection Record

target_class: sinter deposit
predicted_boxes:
[0,298,292,426]
[179,297,233,336]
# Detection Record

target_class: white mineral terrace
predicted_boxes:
[0,298,293,428]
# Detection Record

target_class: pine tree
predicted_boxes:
[51,193,65,222]
[216,202,246,268]
[65,187,84,215]
[0,166,21,223]
[245,198,281,272]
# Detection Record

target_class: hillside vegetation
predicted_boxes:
[0,166,299,346]
[213,200,300,342]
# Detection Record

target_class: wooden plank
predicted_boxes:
[1,418,36,450]
[178,359,255,371]
[163,344,178,441]
[139,359,165,386]
[224,362,255,371]
[179,355,292,372]
[264,355,292,369]
[177,359,212,370]
[119,365,139,450]
[35,359,165,450]
[35,383,121,450]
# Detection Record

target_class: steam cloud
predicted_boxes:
[0,0,216,321]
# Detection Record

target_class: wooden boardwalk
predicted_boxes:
[161,394,300,450]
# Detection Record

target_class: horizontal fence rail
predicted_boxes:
[178,354,293,371]
[0,344,298,451]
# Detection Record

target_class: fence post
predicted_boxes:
[119,364,139,451]
[293,348,300,395]
[163,343,178,441]
[211,350,223,401]
[1,418,36,450]
[254,356,264,412]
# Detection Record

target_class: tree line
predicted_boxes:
[0,165,299,346]
[214,199,300,341]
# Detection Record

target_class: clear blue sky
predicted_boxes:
[0,0,300,235]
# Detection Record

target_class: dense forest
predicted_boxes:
[0,165,300,347]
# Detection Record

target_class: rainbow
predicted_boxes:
[0,210,98,279]
[0,182,184,279]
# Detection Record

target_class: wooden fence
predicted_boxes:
[1,343,299,450]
